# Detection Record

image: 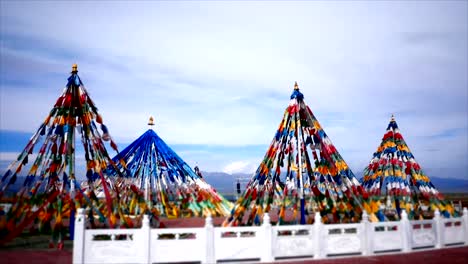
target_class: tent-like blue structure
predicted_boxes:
[109,117,232,218]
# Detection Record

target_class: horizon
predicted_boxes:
[0,1,467,179]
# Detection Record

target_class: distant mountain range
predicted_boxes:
[3,171,468,197]
[203,171,468,194]
[2,130,467,194]
[428,177,468,193]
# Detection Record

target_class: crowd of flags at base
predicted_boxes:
[0,66,458,245]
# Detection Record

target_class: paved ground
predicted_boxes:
[0,246,466,264]
[0,249,72,264]
[273,246,468,264]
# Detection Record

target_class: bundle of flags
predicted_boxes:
[0,65,150,246]
[361,115,454,221]
[107,121,232,218]
[224,82,365,226]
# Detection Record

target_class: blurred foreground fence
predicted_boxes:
[73,207,468,264]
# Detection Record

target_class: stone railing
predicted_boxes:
[73,208,468,264]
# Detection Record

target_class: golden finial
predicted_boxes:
[148,116,155,126]
[72,63,78,73]
[294,81,299,90]
[391,114,395,122]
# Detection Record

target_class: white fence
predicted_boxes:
[73,208,468,264]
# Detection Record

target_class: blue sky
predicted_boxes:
[0,1,467,178]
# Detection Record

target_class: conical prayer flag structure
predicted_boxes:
[108,117,232,218]
[225,82,364,226]
[0,65,137,245]
[361,115,454,221]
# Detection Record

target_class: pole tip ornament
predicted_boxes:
[148,116,155,126]
[72,64,78,73]
[294,81,299,90]
[290,81,304,100]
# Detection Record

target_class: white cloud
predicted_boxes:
[0,152,24,161]
[222,160,258,175]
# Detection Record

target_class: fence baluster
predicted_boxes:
[72,208,86,264]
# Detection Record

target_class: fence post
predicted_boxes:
[463,207,468,245]
[141,215,151,264]
[434,209,442,248]
[361,211,370,255]
[401,210,411,252]
[313,212,322,259]
[261,213,274,262]
[204,214,215,264]
[72,208,85,264]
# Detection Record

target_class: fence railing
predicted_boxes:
[73,207,468,264]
